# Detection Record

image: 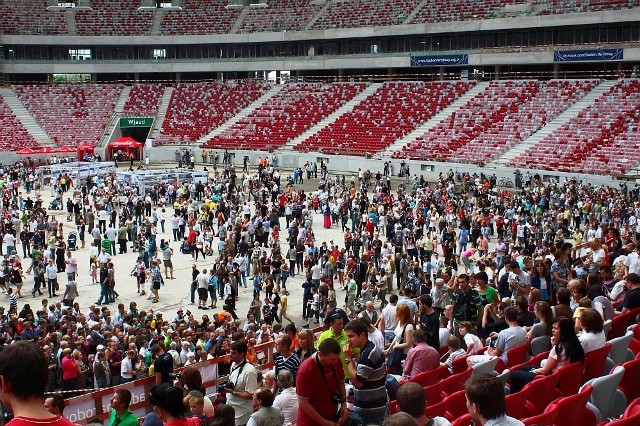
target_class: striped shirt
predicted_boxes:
[354,340,387,418]
[274,352,301,386]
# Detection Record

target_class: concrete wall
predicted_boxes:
[4,46,639,75]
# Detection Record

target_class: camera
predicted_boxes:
[168,373,182,381]
[185,310,192,317]
[217,381,235,392]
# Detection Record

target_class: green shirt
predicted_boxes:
[109,409,138,426]
[316,328,349,376]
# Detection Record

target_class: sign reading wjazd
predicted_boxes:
[120,117,155,128]
[554,49,623,62]
[410,54,469,67]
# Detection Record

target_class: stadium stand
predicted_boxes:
[532,0,640,15]
[0,96,41,151]
[296,81,474,156]
[75,0,154,36]
[412,0,504,23]
[393,80,596,165]
[155,81,272,145]
[158,0,241,35]
[203,82,368,152]
[0,0,67,35]
[238,0,322,33]
[508,79,640,176]
[12,83,124,148]
[122,84,166,117]
[311,0,420,29]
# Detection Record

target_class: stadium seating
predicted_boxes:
[13,83,124,148]
[296,81,474,156]
[394,80,596,164]
[412,0,503,23]
[203,82,367,152]
[0,0,67,35]
[1,0,639,36]
[0,96,41,151]
[159,0,240,35]
[311,0,420,30]
[75,0,154,36]
[238,0,322,33]
[122,84,166,117]
[509,79,640,176]
[155,81,271,145]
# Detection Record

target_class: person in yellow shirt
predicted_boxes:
[316,311,349,376]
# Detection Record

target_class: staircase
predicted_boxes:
[278,82,382,151]
[196,84,285,144]
[98,86,131,146]
[490,79,616,166]
[230,6,250,34]
[150,8,164,35]
[65,9,76,35]
[149,86,174,140]
[382,81,489,154]
[305,0,332,30]
[0,88,55,146]
[403,0,428,24]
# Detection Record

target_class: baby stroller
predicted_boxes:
[67,231,78,250]
[49,197,63,210]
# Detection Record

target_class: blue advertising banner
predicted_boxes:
[554,49,623,62]
[411,54,469,66]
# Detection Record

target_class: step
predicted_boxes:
[305,0,332,30]
[403,0,428,24]
[382,81,490,154]
[279,82,382,151]
[490,79,617,165]
[150,86,174,139]
[0,88,55,146]
[197,84,284,144]
[66,9,76,35]
[230,6,250,34]
[99,86,132,146]
[150,8,163,35]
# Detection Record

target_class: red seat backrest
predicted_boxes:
[506,342,531,367]
[553,361,584,397]
[545,384,596,426]
[582,343,612,383]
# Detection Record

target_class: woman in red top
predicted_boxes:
[60,348,78,392]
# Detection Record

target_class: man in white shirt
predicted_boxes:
[3,232,16,256]
[273,369,298,426]
[379,293,399,346]
[625,245,640,276]
[120,350,137,384]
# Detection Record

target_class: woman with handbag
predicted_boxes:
[384,304,415,374]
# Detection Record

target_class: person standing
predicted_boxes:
[296,338,349,426]
[343,319,387,425]
[45,258,58,298]
[247,389,284,426]
[273,370,298,426]
[120,350,137,384]
[449,274,483,335]
[109,389,139,426]
[226,339,259,426]
[272,335,300,395]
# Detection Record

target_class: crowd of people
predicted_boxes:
[0,154,639,425]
